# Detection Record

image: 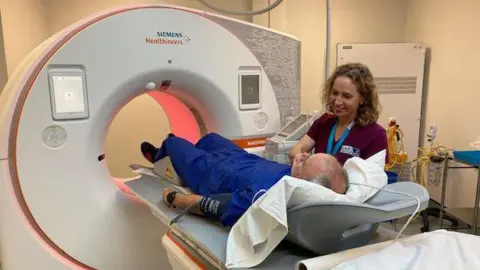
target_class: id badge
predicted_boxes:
[340,145,360,157]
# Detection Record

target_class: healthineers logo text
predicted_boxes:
[146,31,191,45]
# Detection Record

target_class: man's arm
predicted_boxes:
[163,188,233,222]
[173,194,205,215]
[163,188,204,216]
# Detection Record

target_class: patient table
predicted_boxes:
[125,160,430,269]
[126,172,306,269]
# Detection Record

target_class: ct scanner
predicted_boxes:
[0,4,301,270]
[0,4,429,270]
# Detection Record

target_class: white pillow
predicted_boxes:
[280,150,388,209]
[343,150,388,203]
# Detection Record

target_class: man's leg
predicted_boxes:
[141,136,209,192]
[142,132,243,159]
[195,133,245,153]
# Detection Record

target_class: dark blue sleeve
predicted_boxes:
[199,186,259,227]
[199,193,233,221]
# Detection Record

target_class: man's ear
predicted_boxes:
[291,159,303,178]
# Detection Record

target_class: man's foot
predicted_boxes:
[141,134,175,163]
[141,142,158,163]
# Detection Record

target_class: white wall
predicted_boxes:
[254,0,409,111]
[0,0,48,76]
[405,0,480,207]
[45,0,252,35]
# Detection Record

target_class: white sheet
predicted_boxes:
[329,230,480,270]
[225,150,387,269]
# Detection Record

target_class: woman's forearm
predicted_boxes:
[290,135,315,161]
[289,144,303,161]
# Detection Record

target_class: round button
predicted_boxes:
[144,82,157,90]
[42,125,67,149]
[254,112,268,130]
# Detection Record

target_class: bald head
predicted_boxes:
[292,153,348,194]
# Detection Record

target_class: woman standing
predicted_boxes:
[289,63,388,166]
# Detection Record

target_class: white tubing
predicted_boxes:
[349,183,421,242]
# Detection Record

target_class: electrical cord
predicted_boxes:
[169,198,202,226]
[385,122,407,177]
[253,189,267,203]
[349,182,421,241]
[410,146,450,188]
[198,0,284,16]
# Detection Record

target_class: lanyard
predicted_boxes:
[327,120,355,156]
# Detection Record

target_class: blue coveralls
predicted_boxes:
[155,133,291,227]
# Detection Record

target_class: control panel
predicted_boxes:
[264,111,322,163]
[48,67,89,120]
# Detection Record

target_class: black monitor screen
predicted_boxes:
[241,74,260,104]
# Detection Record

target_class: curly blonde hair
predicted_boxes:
[322,63,381,127]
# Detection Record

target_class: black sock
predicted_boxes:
[141,142,158,163]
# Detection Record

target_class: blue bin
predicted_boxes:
[453,150,480,166]
[386,171,398,184]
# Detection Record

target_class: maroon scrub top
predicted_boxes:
[306,113,388,165]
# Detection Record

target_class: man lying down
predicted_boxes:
[140,132,349,227]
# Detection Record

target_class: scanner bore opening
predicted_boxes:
[102,91,206,182]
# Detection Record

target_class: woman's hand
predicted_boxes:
[294,152,310,164]
[291,152,310,178]
[289,135,316,161]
